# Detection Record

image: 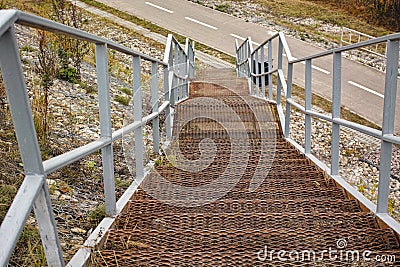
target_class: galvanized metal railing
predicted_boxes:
[0,10,194,267]
[236,32,400,233]
[340,27,387,59]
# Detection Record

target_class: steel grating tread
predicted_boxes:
[132,186,346,201]
[124,198,362,213]
[115,212,377,231]
[103,228,400,251]
[145,173,336,189]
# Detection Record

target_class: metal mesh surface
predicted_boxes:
[92,69,400,266]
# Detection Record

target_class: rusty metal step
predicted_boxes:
[103,228,400,252]
[132,186,346,201]
[115,212,377,231]
[151,172,335,189]
[123,198,362,214]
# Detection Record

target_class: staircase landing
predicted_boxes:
[93,69,400,266]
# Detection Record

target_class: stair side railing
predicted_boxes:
[0,10,194,267]
[235,32,400,234]
[235,37,253,79]
[164,34,195,106]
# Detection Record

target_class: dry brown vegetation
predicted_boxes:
[310,0,400,32]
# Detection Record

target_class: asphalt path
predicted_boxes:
[96,0,400,131]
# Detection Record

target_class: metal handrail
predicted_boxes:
[340,27,387,59]
[0,9,195,267]
[235,31,400,234]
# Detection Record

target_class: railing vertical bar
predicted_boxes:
[331,51,342,176]
[151,62,160,154]
[235,39,239,76]
[0,26,64,267]
[164,66,172,139]
[377,40,399,214]
[95,43,116,216]
[181,49,186,98]
[284,63,293,138]
[133,56,144,179]
[249,53,254,95]
[260,45,266,98]
[255,49,259,96]
[174,43,179,72]
[191,40,196,79]
[276,39,283,106]
[305,59,312,154]
[268,40,273,101]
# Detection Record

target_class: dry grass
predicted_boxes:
[251,0,394,48]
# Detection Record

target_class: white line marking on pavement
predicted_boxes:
[230,33,245,41]
[348,81,384,98]
[145,2,174,14]
[185,17,218,30]
[309,65,330,75]
[230,33,260,46]
[290,54,331,75]
[289,56,330,74]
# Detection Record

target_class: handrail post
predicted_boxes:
[331,51,342,176]
[255,49,259,96]
[96,43,116,216]
[267,40,273,101]
[235,39,239,76]
[151,62,160,154]
[191,40,196,79]
[180,49,185,100]
[0,26,64,266]
[260,45,266,98]
[284,62,293,138]
[133,56,144,179]
[164,66,172,139]
[304,59,312,154]
[376,40,399,214]
[276,38,283,105]
[249,53,254,95]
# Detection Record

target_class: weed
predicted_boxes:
[154,156,164,167]
[357,178,365,194]
[114,177,131,189]
[21,45,37,52]
[10,225,46,266]
[58,66,79,83]
[88,204,106,224]
[0,184,17,219]
[215,4,230,13]
[114,95,131,106]
[87,160,96,169]
[119,86,132,96]
[0,72,6,108]
[388,198,397,215]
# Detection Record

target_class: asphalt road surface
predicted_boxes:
[96,0,400,131]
